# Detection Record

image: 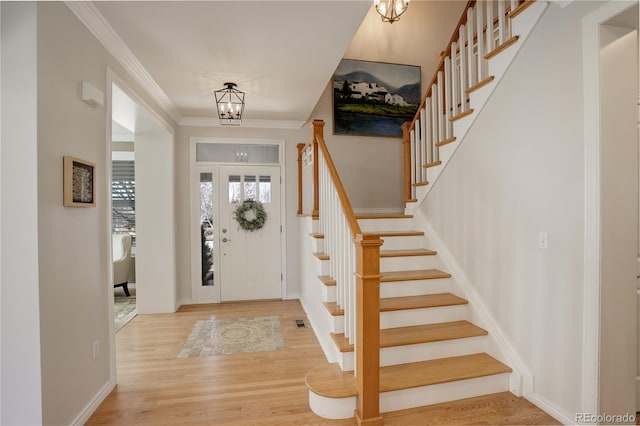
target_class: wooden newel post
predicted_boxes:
[354,233,383,426]
[311,120,323,219]
[296,143,305,215]
[401,122,412,202]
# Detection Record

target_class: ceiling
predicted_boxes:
[86,1,372,129]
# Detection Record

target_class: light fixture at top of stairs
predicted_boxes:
[374,0,409,23]
[215,82,245,126]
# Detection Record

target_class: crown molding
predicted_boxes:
[180,116,306,130]
[65,1,182,125]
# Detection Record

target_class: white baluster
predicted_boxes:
[410,129,416,195]
[476,2,485,82]
[414,120,421,182]
[498,0,506,45]
[459,25,468,112]
[487,0,495,53]
[425,99,433,166]
[444,56,452,139]
[420,108,427,178]
[451,42,459,118]
[437,72,444,143]
[431,86,439,161]
[467,7,475,87]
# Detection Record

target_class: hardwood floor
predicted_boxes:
[88,300,559,425]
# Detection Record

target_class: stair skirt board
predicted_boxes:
[308,373,511,419]
[337,335,488,371]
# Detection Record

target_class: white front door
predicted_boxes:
[219,165,282,301]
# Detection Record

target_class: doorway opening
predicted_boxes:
[190,139,285,304]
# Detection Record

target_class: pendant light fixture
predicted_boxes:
[374,0,410,23]
[215,82,245,126]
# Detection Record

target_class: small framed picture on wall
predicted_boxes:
[63,156,95,207]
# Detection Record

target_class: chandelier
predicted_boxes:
[214,82,245,126]
[374,0,410,23]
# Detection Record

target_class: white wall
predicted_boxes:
[599,24,638,418]
[35,3,176,424]
[0,3,43,424]
[421,1,604,420]
[309,2,466,212]
[135,131,176,313]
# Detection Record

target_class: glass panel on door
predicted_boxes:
[199,172,214,286]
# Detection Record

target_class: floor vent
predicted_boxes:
[294,319,306,328]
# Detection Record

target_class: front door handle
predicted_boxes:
[222,237,231,243]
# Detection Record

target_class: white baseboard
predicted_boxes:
[526,392,574,425]
[71,378,116,426]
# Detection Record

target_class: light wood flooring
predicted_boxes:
[88,300,560,425]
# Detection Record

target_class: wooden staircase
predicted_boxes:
[297,0,549,422]
[305,214,512,418]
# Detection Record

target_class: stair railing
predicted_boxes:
[403,0,535,201]
[298,120,384,424]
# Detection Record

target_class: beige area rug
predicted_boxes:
[178,316,285,358]
[114,297,137,332]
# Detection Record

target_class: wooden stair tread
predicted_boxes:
[331,320,488,352]
[466,75,495,94]
[309,233,324,239]
[325,293,465,317]
[435,136,457,147]
[318,275,336,286]
[362,230,424,237]
[508,0,536,19]
[485,35,520,60]
[313,252,329,260]
[380,249,437,257]
[323,302,343,316]
[305,353,510,397]
[380,353,512,392]
[305,363,356,398]
[356,214,413,219]
[412,181,429,187]
[450,108,474,122]
[381,269,451,282]
[381,293,467,311]
[423,160,442,169]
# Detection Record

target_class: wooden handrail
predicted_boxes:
[407,0,528,130]
[312,120,362,236]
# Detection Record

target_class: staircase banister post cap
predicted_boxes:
[354,233,384,247]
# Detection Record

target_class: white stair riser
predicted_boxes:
[312,238,324,253]
[381,305,468,329]
[308,391,355,420]
[321,284,336,303]
[381,278,452,298]
[380,373,511,413]
[380,255,441,271]
[380,336,487,367]
[315,258,329,275]
[339,336,487,371]
[310,219,320,234]
[328,314,344,334]
[358,218,414,232]
[379,236,424,251]
[308,372,511,419]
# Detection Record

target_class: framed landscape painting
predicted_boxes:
[333,59,421,137]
